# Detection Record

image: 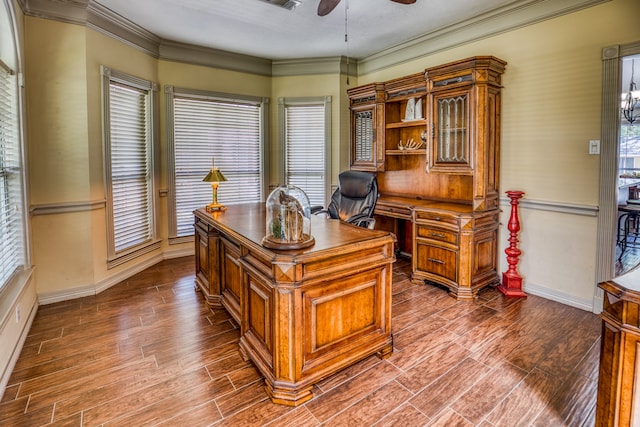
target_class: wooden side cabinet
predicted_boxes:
[596,274,640,426]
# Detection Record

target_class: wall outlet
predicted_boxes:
[589,140,600,155]
[15,304,20,323]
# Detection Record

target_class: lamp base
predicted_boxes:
[206,203,226,212]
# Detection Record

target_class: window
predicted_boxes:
[0,1,26,292]
[101,66,159,267]
[279,97,331,207]
[166,86,268,240]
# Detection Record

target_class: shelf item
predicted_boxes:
[404,97,416,120]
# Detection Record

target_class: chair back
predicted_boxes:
[327,171,378,225]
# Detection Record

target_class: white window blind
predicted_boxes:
[281,98,329,207]
[108,83,152,251]
[0,64,24,290]
[171,94,263,237]
[102,66,158,266]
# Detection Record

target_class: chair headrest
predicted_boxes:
[339,171,376,198]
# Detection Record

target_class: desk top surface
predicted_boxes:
[195,203,394,256]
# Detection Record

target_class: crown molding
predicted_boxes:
[159,39,272,77]
[357,0,611,75]
[18,0,277,75]
[86,1,159,57]
[272,56,356,77]
[18,0,610,78]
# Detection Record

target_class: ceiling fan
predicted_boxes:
[318,0,416,16]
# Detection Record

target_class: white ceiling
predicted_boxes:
[94,0,524,60]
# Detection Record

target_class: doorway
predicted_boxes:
[615,54,640,275]
[595,41,640,312]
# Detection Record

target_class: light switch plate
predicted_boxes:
[589,140,600,155]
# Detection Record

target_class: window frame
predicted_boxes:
[165,85,269,243]
[0,0,28,294]
[100,66,160,268]
[278,96,332,208]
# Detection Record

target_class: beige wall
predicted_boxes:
[20,0,640,310]
[26,18,95,295]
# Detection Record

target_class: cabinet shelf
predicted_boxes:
[386,149,426,156]
[386,119,427,129]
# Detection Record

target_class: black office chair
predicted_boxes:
[312,170,379,229]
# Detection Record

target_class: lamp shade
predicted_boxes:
[202,168,227,183]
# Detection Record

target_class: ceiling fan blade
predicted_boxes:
[391,0,417,4]
[318,0,341,16]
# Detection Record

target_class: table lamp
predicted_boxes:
[202,167,227,212]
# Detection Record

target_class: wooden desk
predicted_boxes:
[597,269,640,425]
[374,195,500,300]
[193,203,395,406]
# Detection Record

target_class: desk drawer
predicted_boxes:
[414,210,458,226]
[416,225,458,245]
[375,204,412,219]
[415,243,457,282]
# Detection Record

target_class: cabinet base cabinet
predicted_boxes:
[374,197,500,300]
[412,210,500,300]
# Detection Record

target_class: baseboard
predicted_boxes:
[38,248,195,305]
[523,281,596,313]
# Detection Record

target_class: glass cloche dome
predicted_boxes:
[262,185,315,250]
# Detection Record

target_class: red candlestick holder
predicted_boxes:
[498,190,527,298]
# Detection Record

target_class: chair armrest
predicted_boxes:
[345,213,376,229]
[310,205,325,215]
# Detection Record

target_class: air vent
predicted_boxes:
[259,0,302,10]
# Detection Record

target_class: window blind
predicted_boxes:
[284,103,326,207]
[173,96,263,237]
[108,82,152,253]
[0,64,23,290]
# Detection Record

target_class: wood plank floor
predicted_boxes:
[1,256,602,426]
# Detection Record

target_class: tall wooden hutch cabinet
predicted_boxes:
[349,56,507,300]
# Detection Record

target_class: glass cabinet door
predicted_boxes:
[350,103,378,171]
[354,108,373,163]
[430,87,473,173]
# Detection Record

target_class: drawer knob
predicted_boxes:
[430,232,445,238]
[435,216,441,221]
[427,257,445,265]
